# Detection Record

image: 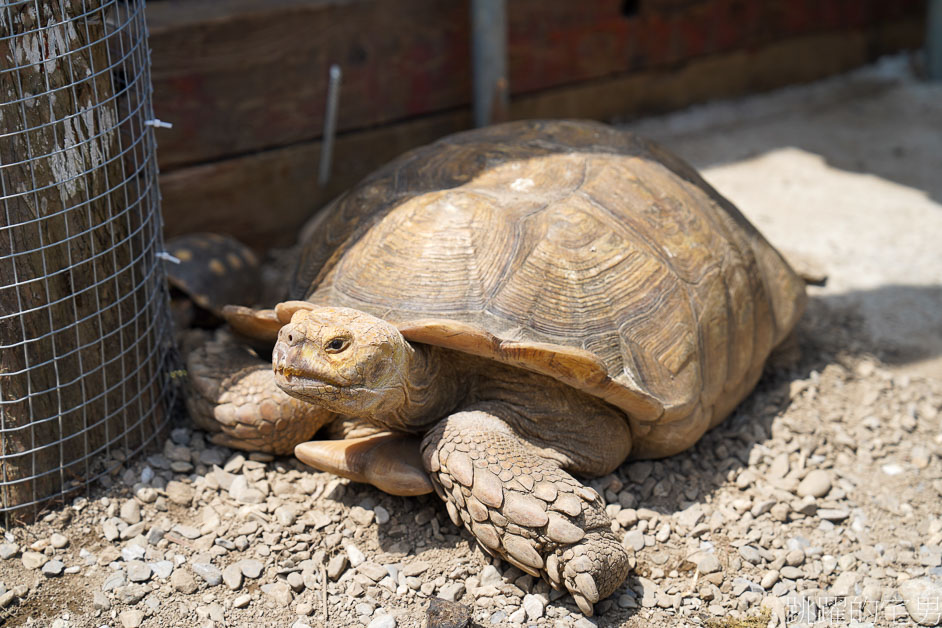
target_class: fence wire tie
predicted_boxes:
[156,251,181,264]
[144,118,173,129]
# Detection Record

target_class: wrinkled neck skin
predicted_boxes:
[376,344,463,433]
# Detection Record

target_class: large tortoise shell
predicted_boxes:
[290,120,805,457]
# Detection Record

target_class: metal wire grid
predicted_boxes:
[0,0,176,517]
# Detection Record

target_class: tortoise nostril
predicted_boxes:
[287,333,294,344]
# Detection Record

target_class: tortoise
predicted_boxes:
[181,120,806,615]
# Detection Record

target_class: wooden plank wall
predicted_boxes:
[149,0,927,248]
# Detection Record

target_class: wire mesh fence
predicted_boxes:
[0,0,176,519]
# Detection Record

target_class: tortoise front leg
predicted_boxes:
[420,409,630,616]
[186,336,335,455]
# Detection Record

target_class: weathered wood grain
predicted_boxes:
[147,0,926,169]
[158,21,924,250]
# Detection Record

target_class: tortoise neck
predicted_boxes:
[381,344,463,432]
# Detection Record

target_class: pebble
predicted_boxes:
[327,553,349,580]
[830,571,859,596]
[624,530,645,551]
[135,486,157,503]
[122,545,146,562]
[628,461,653,483]
[785,548,805,566]
[93,591,111,610]
[438,582,465,602]
[367,614,396,628]
[287,572,304,592]
[239,558,263,579]
[696,553,722,574]
[166,480,194,506]
[146,526,166,545]
[22,551,46,570]
[192,562,223,586]
[173,524,201,540]
[115,584,148,605]
[42,560,65,577]
[508,608,527,623]
[350,506,374,526]
[233,594,251,608]
[119,610,145,628]
[102,571,127,592]
[150,560,174,579]
[522,594,545,620]
[223,564,243,590]
[171,569,198,594]
[275,505,297,526]
[346,543,366,567]
[796,469,832,498]
[49,533,69,549]
[760,570,779,590]
[102,519,120,541]
[402,561,430,577]
[229,477,265,504]
[899,578,942,626]
[296,602,314,616]
[817,508,850,522]
[882,463,905,476]
[740,545,762,564]
[616,508,639,527]
[374,505,390,525]
[120,499,142,524]
[780,566,803,580]
[263,582,294,606]
[0,543,18,559]
[358,562,388,582]
[126,561,152,582]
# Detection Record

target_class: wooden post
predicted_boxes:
[0,1,170,516]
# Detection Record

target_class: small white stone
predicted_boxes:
[522,594,545,620]
[899,578,942,626]
[508,607,527,623]
[233,593,251,608]
[367,613,396,628]
[345,543,366,567]
[882,463,905,476]
[796,470,832,498]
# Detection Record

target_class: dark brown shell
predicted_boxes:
[291,121,806,457]
[166,233,260,314]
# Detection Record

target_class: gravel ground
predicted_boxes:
[0,55,940,628]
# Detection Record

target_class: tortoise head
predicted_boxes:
[273,306,412,417]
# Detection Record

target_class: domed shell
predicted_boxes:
[292,121,806,457]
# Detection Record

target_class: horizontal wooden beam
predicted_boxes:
[147,0,926,170]
[159,20,924,250]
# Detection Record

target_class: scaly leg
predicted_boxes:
[186,334,334,455]
[421,409,630,616]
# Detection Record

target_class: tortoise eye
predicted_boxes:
[325,336,350,354]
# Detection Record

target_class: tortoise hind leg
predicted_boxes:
[420,410,630,616]
[186,334,335,455]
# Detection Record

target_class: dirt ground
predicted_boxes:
[0,54,940,628]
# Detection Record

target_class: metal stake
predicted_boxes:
[319,64,342,186]
[471,0,509,127]
[929,0,942,80]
